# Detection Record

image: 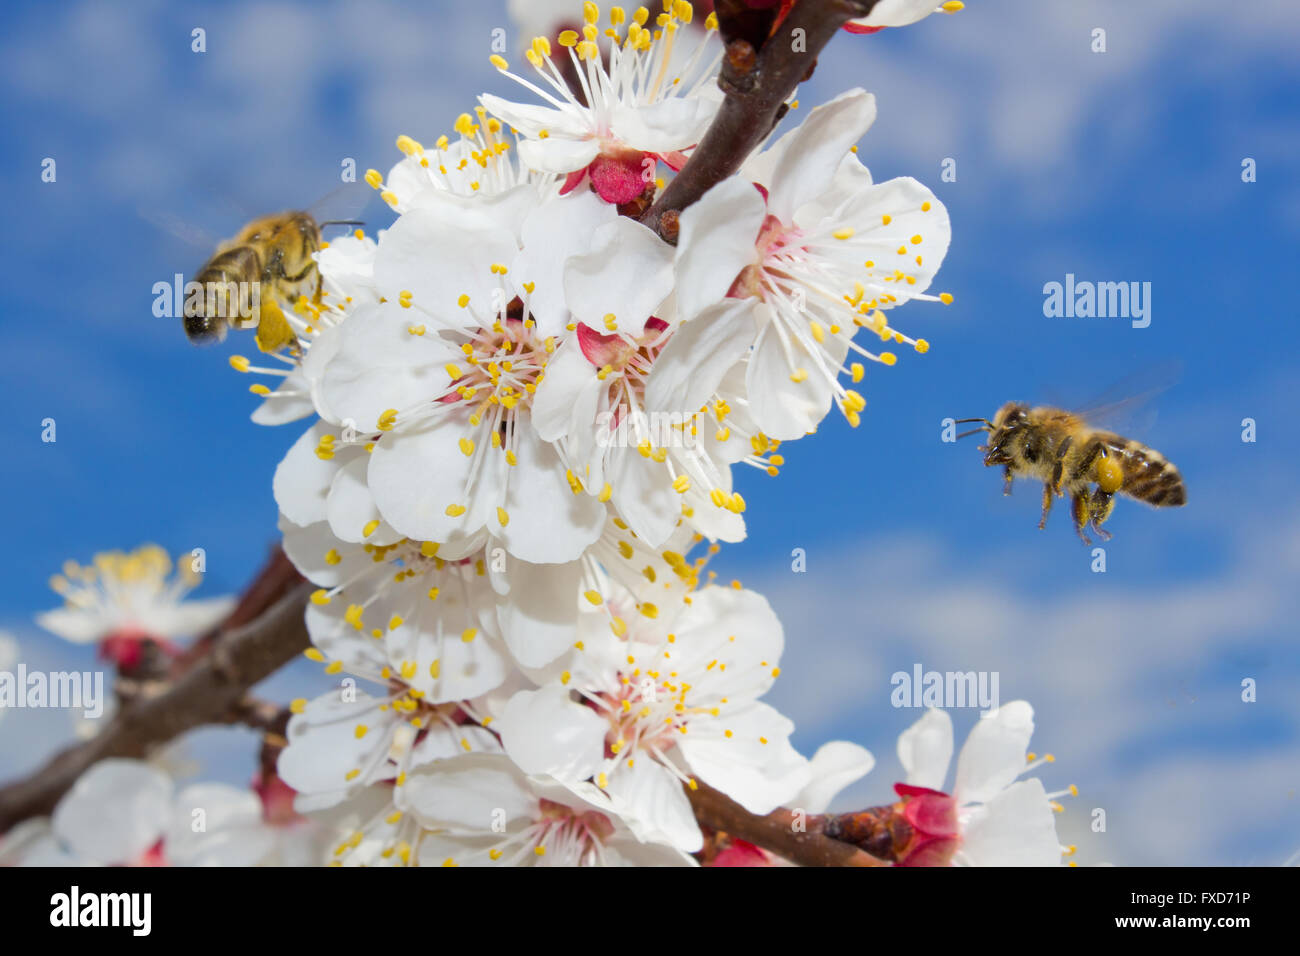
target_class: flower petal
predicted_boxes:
[565,216,675,331]
[52,759,172,864]
[898,707,954,791]
[794,740,876,814]
[767,89,877,223]
[957,778,1062,866]
[954,700,1035,805]
[674,176,766,322]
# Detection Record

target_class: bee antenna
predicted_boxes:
[955,427,991,440]
[319,219,365,228]
[952,418,992,426]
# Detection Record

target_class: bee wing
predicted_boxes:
[1042,360,1183,434]
[137,207,222,256]
[307,181,389,238]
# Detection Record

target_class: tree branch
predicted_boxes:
[686,779,889,866]
[0,572,310,833]
[640,0,880,240]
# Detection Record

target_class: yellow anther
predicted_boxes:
[362,519,380,538]
[832,227,855,240]
[445,503,467,517]
[879,352,897,366]
[490,54,508,70]
[851,362,865,382]
[364,169,383,188]
[310,588,331,606]
[939,292,954,305]
[462,628,477,643]
[458,437,475,457]
[497,506,510,526]
[228,355,251,373]
[915,338,930,354]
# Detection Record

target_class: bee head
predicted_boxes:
[991,402,1029,431]
[979,402,1029,465]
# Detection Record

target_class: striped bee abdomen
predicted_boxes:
[1107,438,1186,507]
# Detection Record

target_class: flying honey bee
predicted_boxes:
[955,403,1186,544]
[184,210,362,353]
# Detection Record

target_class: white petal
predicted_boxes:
[954,700,1035,805]
[564,216,675,330]
[768,89,877,223]
[367,415,490,545]
[166,784,275,867]
[496,558,583,669]
[479,93,592,142]
[608,445,679,549]
[609,94,719,153]
[496,685,608,782]
[274,421,350,527]
[674,177,765,321]
[518,135,602,175]
[326,455,401,546]
[498,424,605,564]
[276,695,391,800]
[852,0,940,28]
[644,299,756,418]
[317,301,459,432]
[512,190,616,338]
[745,303,841,440]
[529,336,602,444]
[604,757,703,852]
[35,608,108,644]
[52,759,172,864]
[677,701,809,815]
[898,708,954,791]
[399,754,536,832]
[373,191,519,323]
[958,779,1062,867]
[793,740,876,814]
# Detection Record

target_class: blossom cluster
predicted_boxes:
[214,0,1069,867]
[4,0,1071,868]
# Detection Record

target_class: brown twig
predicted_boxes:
[686,779,889,866]
[0,578,311,832]
[640,0,881,240]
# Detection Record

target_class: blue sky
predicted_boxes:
[1,0,1297,866]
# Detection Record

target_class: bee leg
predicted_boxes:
[1050,436,1074,496]
[1037,482,1054,529]
[1002,465,1013,496]
[1089,488,1115,541]
[1070,491,1092,545]
[1069,437,1105,483]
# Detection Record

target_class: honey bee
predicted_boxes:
[185,210,361,353]
[955,403,1186,544]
